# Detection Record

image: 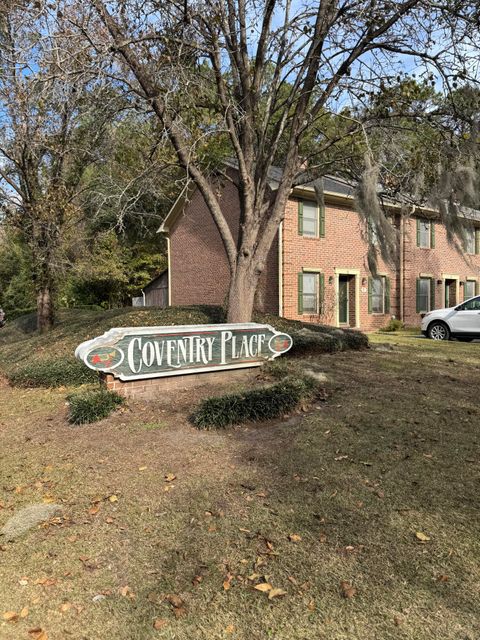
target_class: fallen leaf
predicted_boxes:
[223,580,231,591]
[268,588,287,600]
[108,494,118,503]
[393,615,403,626]
[288,534,302,543]
[153,618,168,630]
[88,506,100,516]
[225,624,235,633]
[248,573,261,581]
[173,606,187,619]
[19,579,29,586]
[60,603,71,613]
[164,473,176,482]
[319,533,327,543]
[165,594,184,609]
[20,607,29,618]
[29,631,48,640]
[138,466,148,471]
[307,600,315,611]
[3,611,18,622]
[415,531,430,542]
[340,581,357,599]
[254,583,272,592]
[437,574,449,582]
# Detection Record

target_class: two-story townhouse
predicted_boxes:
[158,168,480,331]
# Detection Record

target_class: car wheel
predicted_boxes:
[428,321,450,341]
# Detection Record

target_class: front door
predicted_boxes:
[444,279,457,308]
[339,276,349,324]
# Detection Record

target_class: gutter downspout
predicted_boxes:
[278,222,283,316]
[167,236,172,307]
[141,289,146,307]
[399,212,404,322]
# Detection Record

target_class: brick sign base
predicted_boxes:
[100,368,257,401]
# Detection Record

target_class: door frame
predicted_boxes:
[334,268,360,328]
[442,274,459,308]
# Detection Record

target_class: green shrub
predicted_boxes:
[379,318,405,333]
[190,375,318,430]
[7,358,97,388]
[67,388,125,425]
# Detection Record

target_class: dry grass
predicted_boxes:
[0,334,479,639]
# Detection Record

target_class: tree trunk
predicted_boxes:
[226,264,259,323]
[37,286,55,332]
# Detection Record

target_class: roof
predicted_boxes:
[158,161,480,234]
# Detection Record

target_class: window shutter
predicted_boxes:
[430,221,435,248]
[430,277,435,311]
[416,278,421,313]
[298,201,303,235]
[476,281,479,296]
[476,228,480,255]
[368,277,372,314]
[319,272,325,314]
[297,272,303,314]
[416,219,420,246]
[319,204,325,237]
[384,277,391,314]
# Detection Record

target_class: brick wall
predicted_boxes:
[403,217,480,325]
[282,197,399,331]
[170,176,278,314]
[101,368,256,401]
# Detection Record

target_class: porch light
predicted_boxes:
[436,279,442,285]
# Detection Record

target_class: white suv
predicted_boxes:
[421,296,480,341]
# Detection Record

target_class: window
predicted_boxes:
[368,276,390,314]
[298,271,325,314]
[302,201,318,237]
[298,200,325,237]
[416,277,434,313]
[371,277,384,313]
[302,272,319,312]
[462,296,480,311]
[417,219,434,248]
[465,229,476,254]
[465,280,477,300]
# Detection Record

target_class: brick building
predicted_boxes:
[159,170,480,331]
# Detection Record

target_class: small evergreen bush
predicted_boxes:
[7,358,97,388]
[67,388,125,425]
[379,318,405,333]
[190,375,318,430]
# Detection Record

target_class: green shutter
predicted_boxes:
[475,228,480,255]
[368,277,372,314]
[430,221,435,248]
[319,272,325,313]
[298,201,303,235]
[319,204,325,237]
[298,272,303,314]
[384,277,391,314]
[430,277,435,311]
[416,278,421,313]
[416,219,420,247]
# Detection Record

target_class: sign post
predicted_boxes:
[75,323,293,382]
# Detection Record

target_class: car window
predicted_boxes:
[460,296,480,311]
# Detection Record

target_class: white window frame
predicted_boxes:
[418,277,431,312]
[465,228,476,254]
[302,272,319,313]
[371,276,385,314]
[418,220,431,249]
[302,200,319,237]
[465,280,477,300]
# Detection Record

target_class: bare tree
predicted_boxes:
[79,0,479,322]
[0,1,122,330]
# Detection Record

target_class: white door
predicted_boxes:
[449,296,480,334]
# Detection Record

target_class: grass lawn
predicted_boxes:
[0,331,479,639]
